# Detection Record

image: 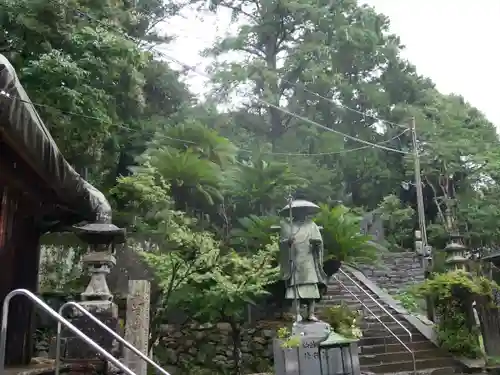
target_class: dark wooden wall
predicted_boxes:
[0,177,43,366]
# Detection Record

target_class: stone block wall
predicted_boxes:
[155,321,279,374]
[356,251,424,293]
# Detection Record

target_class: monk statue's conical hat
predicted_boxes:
[279,199,320,217]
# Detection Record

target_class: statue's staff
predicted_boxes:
[286,192,301,324]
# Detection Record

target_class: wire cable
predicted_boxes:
[73,7,411,153]
[157,53,410,154]
[73,8,406,131]
[281,78,408,130]
[0,91,409,156]
[0,8,410,156]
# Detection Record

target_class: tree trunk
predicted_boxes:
[476,296,500,358]
[230,320,242,375]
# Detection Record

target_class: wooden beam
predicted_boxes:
[0,140,58,202]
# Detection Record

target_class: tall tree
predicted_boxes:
[0,0,191,188]
[200,0,420,207]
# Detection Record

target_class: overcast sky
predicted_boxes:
[164,0,500,129]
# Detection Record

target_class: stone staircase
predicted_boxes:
[318,268,459,375]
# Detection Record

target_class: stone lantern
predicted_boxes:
[77,223,126,301]
[61,223,126,362]
[444,232,468,270]
[318,332,361,375]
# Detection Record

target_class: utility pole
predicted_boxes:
[409,117,428,248]
[410,117,434,322]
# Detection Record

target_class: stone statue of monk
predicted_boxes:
[279,200,328,323]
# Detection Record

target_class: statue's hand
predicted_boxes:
[310,239,321,246]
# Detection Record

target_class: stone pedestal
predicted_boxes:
[273,321,331,375]
[61,300,119,360]
[123,280,151,375]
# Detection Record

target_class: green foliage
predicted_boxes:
[435,308,481,359]
[177,244,280,322]
[324,303,362,339]
[110,161,172,230]
[169,243,280,374]
[394,289,421,313]
[315,204,381,264]
[7,0,500,371]
[416,270,495,300]
[148,147,224,207]
[39,234,88,292]
[230,215,279,252]
[456,185,500,249]
[277,327,301,349]
[222,158,306,217]
[415,270,497,358]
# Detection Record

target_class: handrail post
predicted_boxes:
[57,301,171,375]
[0,289,135,375]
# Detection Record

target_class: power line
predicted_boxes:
[75,7,407,131]
[72,8,410,154]
[0,8,410,156]
[157,53,410,155]
[0,91,408,157]
[282,79,408,130]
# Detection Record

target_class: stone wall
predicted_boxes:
[156,321,279,375]
[356,251,424,293]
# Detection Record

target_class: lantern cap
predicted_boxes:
[444,241,467,252]
[319,331,357,347]
[445,255,468,264]
[74,222,126,245]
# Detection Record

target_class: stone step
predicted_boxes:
[325,286,376,297]
[327,283,375,292]
[326,271,458,375]
[322,294,387,304]
[360,349,448,366]
[382,368,457,375]
[322,298,383,307]
[360,357,456,374]
[327,282,373,289]
[318,304,399,318]
[362,329,416,339]
[360,333,427,346]
[322,295,381,303]
[362,319,415,329]
[360,341,437,355]
[319,300,385,309]
[361,324,419,338]
[362,313,406,323]
[324,296,380,303]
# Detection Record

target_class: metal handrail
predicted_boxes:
[56,301,171,375]
[335,277,416,375]
[0,289,135,375]
[338,268,413,342]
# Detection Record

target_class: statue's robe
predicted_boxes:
[279,219,328,300]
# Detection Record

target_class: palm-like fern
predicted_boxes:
[315,204,383,265]
[230,214,279,252]
[148,147,223,207]
[158,120,237,167]
[223,157,307,216]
